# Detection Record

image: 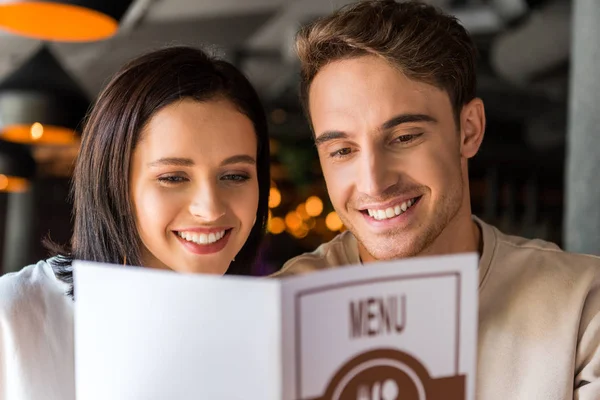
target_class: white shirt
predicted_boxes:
[0,260,75,400]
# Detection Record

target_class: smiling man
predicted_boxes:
[274,1,600,399]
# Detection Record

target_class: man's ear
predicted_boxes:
[460,98,486,159]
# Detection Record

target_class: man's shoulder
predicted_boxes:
[272,231,358,277]
[498,225,598,261]
[487,222,600,281]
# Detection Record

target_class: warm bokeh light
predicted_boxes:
[30,122,43,140]
[2,123,76,145]
[268,217,285,235]
[0,3,118,42]
[325,211,344,231]
[290,223,309,239]
[296,203,310,220]
[305,196,324,217]
[0,175,30,193]
[285,211,303,231]
[269,187,281,208]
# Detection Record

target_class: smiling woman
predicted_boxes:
[61,46,270,280]
[0,46,270,399]
[130,99,261,274]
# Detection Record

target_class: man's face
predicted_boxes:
[309,55,480,261]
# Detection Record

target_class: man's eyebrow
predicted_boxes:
[314,114,437,147]
[381,113,438,130]
[147,157,194,167]
[220,155,256,166]
[314,131,349,147]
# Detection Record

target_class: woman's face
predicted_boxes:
[129,98,259,274]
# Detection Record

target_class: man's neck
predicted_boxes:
[422,216,481,257]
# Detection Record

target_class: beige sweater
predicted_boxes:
[273,218,600,400]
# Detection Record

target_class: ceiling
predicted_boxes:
[0,0,354,96]
[0,0,572,149]
[0,0,551,95]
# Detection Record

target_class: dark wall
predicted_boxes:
[0,177,73,275]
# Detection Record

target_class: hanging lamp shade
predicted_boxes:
[0,1,133,42]
[0,139,35,192]
[0,45,90,145]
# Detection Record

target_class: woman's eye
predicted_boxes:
[157,175,188,185]
[330,147,352,158]
[221,174,250,182]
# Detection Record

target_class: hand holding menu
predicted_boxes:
[74,253,478,400]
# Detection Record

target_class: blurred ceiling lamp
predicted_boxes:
[0,1,133,42]
[0,46,89,145]
[0,139,35,192]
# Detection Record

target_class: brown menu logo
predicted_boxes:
[311,348,465,400]
[296,271,465,400]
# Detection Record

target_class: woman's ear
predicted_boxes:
[460,98,486,159]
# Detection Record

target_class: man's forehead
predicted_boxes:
[309,60,446,115]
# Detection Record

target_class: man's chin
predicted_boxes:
[358,235,423,262]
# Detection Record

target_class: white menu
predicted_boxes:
[74,253,477,400]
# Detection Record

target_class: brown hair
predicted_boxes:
[49,46,270,294]
[296,0,478,123]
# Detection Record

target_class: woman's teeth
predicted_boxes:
[177,230,226,245]
[367,198,416,221]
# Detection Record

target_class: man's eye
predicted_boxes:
[330,148,352,158]
[393,133,423,144]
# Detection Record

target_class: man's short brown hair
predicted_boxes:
[296,0,478,123]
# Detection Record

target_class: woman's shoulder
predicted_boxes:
[0,260,75,400]
[0,259,71,319]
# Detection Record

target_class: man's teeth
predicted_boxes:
[177,230,226,245]
[367,198,416,220]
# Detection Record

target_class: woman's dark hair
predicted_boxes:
[49,46,270,294]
